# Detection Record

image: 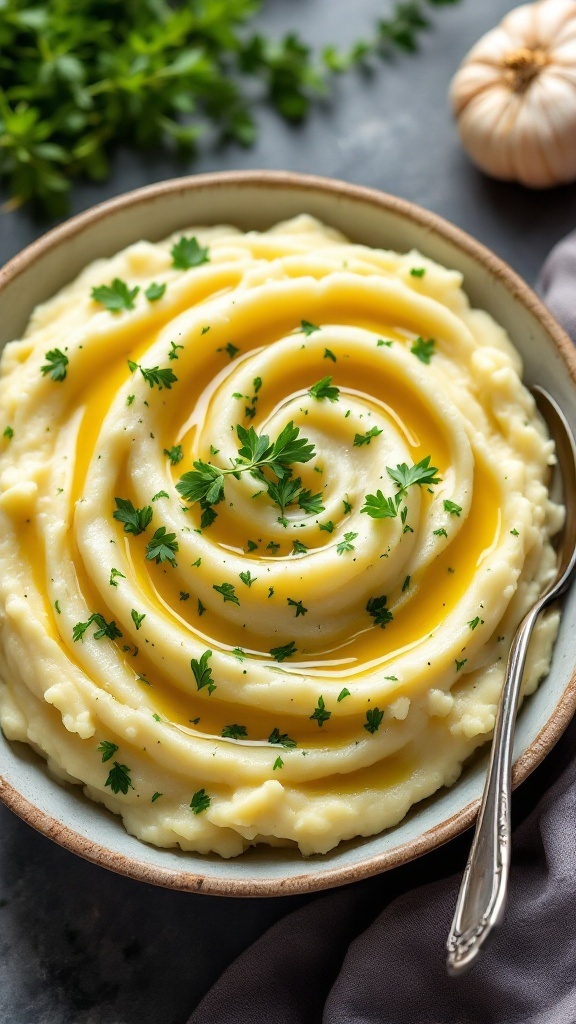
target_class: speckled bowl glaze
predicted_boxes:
[1,171,575,896]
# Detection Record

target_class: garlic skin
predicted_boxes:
[450,0,576,188]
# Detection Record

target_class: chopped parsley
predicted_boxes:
[213,582,239,605]
[131,609,146,630]
[152,490,169,501]
[353,426,382,447]
[73,613,122,642]
[151,791,163,802]
[336,531,358,555]
[310,695,331,727]
[468,616,484,630]
[109,567,126,587]
[190,788,211,814]
[41,348,69,382]
[308,376,340,402]
[97,740,118,762]
[319,520,334,533]
[3,425,13,439]
[337,688,351,702]
[197,599,205,616]
[298,488,324,515]
[164,444,183,464]
[292,540,308,555]
[300,320,320,336]
[410,267,426,278]
[128,362,178,390]
[269,728,297,748]
[273,756,284,770]
[239,570,257,587]
[105,761,132,795]
[387,456,440,493]
[361,491,401,519]
[444,500,462,516]
[410,336,435,364]
[364,707,385,733]
[92,278,139,312]
[113,497,153,535]
[145,527,179,566]
[221,724,247,740]
[190,650,215,693]
[366,595,393,629]
[324,348,336,362]
[171,236,210,270]
[287,598,308,617]
[145,281,166,302]
[455,658,467,672]
[270,641,297,662]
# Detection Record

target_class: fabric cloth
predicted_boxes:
[189,234,576,1024]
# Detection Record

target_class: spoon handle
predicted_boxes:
[446,599,544,975]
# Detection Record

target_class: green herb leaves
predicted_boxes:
[387,455,440,493]
[191,650,215,694]
[92,278,139,313]
[105,762,132,795]
[145,527,179,566]
[353,426,382,447]
[308,376,340,402]
[410,336,435,364]
[128,362,178,390]
[41,348,68,382]
[73,613,122,643]
[113,497,152,535]
[190,789,210,815]
[361,491,401,519]
[176,421,316,526]
[97,740,118,762]
[310,695,331,727]
[171,236,210,270]
[366,595,393,629]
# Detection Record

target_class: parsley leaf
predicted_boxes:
[387,456,441,493]
[92,278,139,313]
[364,707,385,733]
[41,348,69,382]
[131,609,146,630]
[191,650,215,692]
[292,540,308,555]
[113,497,152,535]
[145,526,179,566]
[221,724,247,739]
[273,756,284,770]
[97,740,118,763]
[308,376,340,402]
[310,695,331,727]
[239,570,257,587]
[360,490,401,519]
[410,336,435,364]
[164,444,183,464]
[300,320,320,335]
[268,728,297,748]
[73,613,123,642]
[324,348,336,362]
[145,282,166,302]
[105,761,132,795]
[336,531,358,555]
[337,688,350,702]
[468,616,484,630]
[366,595,393,629]
[190,789,211,814]
[136,365,178,390]
[444,500,462,516]
[270,641,297,662]
[287,598,308,617]
[213,582,239,605]
[109,567,126,587]
[298,489,324,515]
[171,236,210,270]
[354,426,383,447]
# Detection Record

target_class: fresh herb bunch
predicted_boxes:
[0,0,460,215]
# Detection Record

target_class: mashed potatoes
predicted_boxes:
[0,216,562,857]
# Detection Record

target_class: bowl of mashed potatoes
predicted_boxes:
[0,171,575,895]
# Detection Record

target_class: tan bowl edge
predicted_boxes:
[1,169,575,897]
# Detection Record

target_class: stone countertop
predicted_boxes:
[1,2,575,1021]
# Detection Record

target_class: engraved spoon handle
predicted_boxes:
[446,385,576,976]
[446,598,544,975]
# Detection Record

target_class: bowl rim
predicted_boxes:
[1,168,576,897]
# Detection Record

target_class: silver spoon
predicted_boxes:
[446,384,576,976]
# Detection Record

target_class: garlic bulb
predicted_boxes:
[450,0,576,188]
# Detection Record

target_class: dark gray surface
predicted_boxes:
[1,2,576,1022]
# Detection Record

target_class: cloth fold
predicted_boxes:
[189,232,576,1024]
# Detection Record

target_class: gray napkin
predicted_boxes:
[189,234,576,1024]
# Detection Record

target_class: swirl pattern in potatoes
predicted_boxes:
[0,216,562,857]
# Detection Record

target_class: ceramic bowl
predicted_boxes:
[1,171,575,896]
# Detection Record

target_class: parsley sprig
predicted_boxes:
[177,421,316,524]
[0,1,461,216]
